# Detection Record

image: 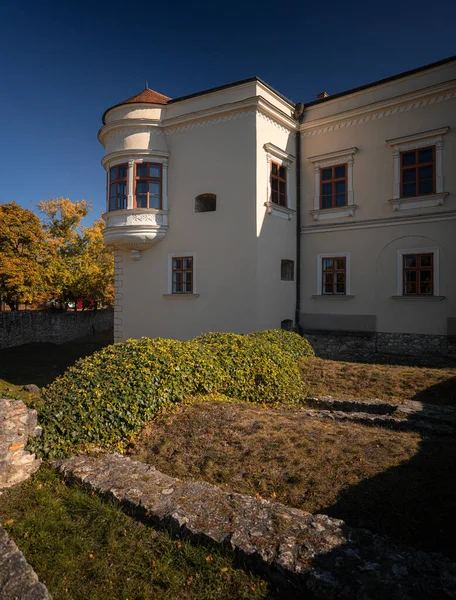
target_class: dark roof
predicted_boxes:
[101,55,456,125]
[102,77,294,124]
[167,76,295,107]
[304,55,456,108]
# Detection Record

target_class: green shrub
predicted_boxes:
[28,338,225,458]
[29,331,310,459]
[193,332,307,405]
[246,329,314,362]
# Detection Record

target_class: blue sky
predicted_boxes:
[1,0,454,224]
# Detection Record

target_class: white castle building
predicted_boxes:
[99,56,456,356]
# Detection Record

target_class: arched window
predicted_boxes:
[195,193,216,213]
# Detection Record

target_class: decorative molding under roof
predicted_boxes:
[300,82,456,138]
[301,209,456,234]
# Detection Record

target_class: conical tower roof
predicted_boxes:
[102,87,171,123]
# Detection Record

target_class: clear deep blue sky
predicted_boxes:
[1,0,454,223]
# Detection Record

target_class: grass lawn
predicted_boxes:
[0,466,270,600]
[300,356,456,405]
[130,396,456,559]
[2,333,455,595]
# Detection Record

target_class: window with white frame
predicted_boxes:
[396,247,440,297]
[307,148,357,221]
[263,142,295,219]
[106,158,169,212]
[387,127,449,211]
[315,252,351,297]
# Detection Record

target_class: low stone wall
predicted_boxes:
[54,454,456,599]
[376,332,452,357]
[304,330,456,359]
[0,309,113,349]
[305,331,376,358]
[0,526,51,599]
[0,400,41,489]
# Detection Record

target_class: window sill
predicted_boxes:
[388,192,448,211]
[264,202,295,220]
[391,295,445,302]
[163,294,200,299]
[310,205,357,221]
[312,294,354,300]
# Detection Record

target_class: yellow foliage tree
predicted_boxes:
[38,198,113,310]
[0,202,50,310]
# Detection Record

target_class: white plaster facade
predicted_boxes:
[99,57,456,344]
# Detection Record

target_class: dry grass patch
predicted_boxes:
[130,396,456,558]
[300,356,456,405]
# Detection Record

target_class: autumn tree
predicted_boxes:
[0,202,49,310]
[38,198,113,309]
[67,219,114,309]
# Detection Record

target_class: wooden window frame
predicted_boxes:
[172,256,193,295]
[320,163,347,209]
[134,162,163,209]
[400,146,435,198]
[108,164,128,211]
[270,161,287,207]
[322,257,346,295]
[402,253,434,296]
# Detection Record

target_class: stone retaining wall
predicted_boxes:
[0,526,51,599]
[0,309,113,349]
[304,330,456,359]
[0,400,41,489]
[54,454,456,599]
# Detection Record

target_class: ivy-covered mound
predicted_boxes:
[29,338,225,459]
[29,330,310,458]
[246,329,315,362]
[193,332,307,404]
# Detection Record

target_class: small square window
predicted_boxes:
[281,260,294,281]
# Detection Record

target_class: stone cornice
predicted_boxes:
[101,149,170,170]
[264,142,296,162]
[308,147,358,166]
[300,81,456,137]
[100,96,297,145]
[301,208,456,234]
[163,96,297,134]
[98,119,164,145]
[386,126,450,147]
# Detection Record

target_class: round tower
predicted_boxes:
[98,87,171,256]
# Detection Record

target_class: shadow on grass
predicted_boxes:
[322,430,456,559]
[0,330,113,388]
[412,375,456,405]
[306,396,456,598]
